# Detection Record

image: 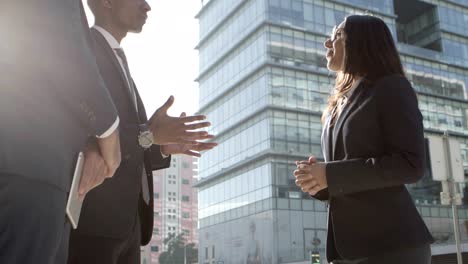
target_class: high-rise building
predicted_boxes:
[144,155,199,264]
[196,0,468,263]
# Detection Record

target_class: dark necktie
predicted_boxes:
[114,47,150,204]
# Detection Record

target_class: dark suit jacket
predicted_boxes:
[71,28,170,246]
[314,75,433,261]
[0,1,118,191]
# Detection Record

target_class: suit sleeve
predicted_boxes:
[71,1,118,136]
[0,1,117,138]
[149,145,171,171]
[42,1,118,136]
[326,75,426,197]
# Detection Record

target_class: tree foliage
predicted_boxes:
[159,233,198,264]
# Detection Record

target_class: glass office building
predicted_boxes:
[196,0,468,263]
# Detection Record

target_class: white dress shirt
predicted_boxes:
[97,117,119,138]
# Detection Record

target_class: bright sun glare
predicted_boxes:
[83,0,201,117]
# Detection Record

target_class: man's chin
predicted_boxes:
[129,26,144,34]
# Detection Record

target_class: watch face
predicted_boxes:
[139,131,153,148]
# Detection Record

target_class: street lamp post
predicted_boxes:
[310,237,321,264]
[428,131,465,264]
[184,244,187,264]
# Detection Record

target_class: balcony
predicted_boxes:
[394,0,442,52]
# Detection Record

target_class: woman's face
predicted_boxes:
[324,20,346,72]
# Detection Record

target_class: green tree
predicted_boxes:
[159,233,198,264]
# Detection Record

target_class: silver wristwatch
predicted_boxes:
[138,123,154,149]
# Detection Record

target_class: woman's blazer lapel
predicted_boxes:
[331,82,366,160]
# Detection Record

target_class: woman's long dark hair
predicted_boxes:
[323,15,405,123]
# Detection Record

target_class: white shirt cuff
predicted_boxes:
[96,117,120,138]
[161,149,169,158]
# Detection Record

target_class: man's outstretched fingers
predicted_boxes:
[191,142,218,152]
[183,131,209,139]
[201,142,218,148]
[185,122,211,130]
[180,115,206,123]
[197,134,215,140]
[184,150,201,157]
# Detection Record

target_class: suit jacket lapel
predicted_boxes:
[331,82,366,160]
[91,28,139,118]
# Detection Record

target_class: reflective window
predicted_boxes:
[271,110,323,158]
[199,28,268,108]
[269,67,331,112]
[333,0,393,14]
[198,163,272,218]
[449,0,468,5]
[203,69,269,135]
[419,94,468,134]
[198,114,271,179]
[199,0,266,72]
[402,55,468,99]
[268,26,329,72]
[267,0,397,37]
[442,33,468,66]
[438,4,468,37]
[198,0,244,39]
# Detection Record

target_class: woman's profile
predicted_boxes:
[294,15,434,264]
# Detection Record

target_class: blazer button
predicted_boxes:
[124,154,131,160]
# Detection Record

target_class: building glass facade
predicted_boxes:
[197,0,468,263]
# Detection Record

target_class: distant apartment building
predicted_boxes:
[142,155,199,264]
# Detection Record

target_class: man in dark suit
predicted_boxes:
[68,0,217,263]
[0,1,123,263]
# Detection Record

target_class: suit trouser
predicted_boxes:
[0,173,71,264]
[331,243,431,264]
[67,213,141,264]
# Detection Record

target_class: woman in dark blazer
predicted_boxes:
[294,15,434,264]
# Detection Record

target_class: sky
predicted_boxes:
[83,0,203,117]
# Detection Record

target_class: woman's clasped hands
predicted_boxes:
[294,156,328,196]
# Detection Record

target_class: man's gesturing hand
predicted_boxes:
[148,96,213,145]
[160,112,218,157]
